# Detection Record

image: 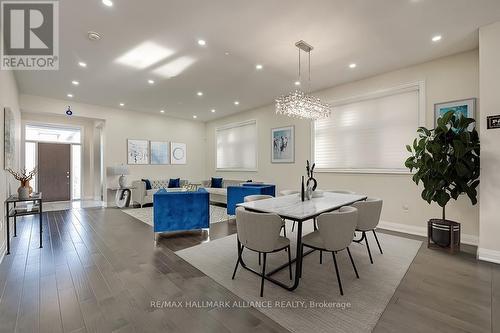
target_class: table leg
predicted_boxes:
[13,202,16,237]
[6,202,10,255]
[39,201,43,248]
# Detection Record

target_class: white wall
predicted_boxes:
[478,22,500,264]
[0,69,21,261]
[19,95,207,204]
[206,50,480,243]
[20,112,99,200]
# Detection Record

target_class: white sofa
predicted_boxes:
[131,179,188,207]
[201,179,252,204]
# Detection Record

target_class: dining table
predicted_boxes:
[236,191,367,291]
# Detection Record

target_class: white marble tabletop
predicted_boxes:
[237,192,367,221]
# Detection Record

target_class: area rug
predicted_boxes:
[121,205,233,226]
[176,222,421,333]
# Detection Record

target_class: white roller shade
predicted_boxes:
[216,120,257,170]
[314,87,421,172]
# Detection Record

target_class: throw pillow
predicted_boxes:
[168,178,180,188]
[211,177,223,188]
[141,179,152,190]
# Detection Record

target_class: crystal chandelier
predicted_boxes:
[275,41,331,120]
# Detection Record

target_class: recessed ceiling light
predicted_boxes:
[119,103,125,107]
[102,0,113,7]
[67,94,73,98]
[349,63,357,69]
[432,35,442,42]
[294,81,301,86]
[78,61,87,68]
[197,91,203,96]
[255,64,263,70]
[193,115,198,119]
[234,101,240,105]
[148,79,155,85]
[71,80,79,85]
[197,39,206,46]
[115,41,174,69]
[224,52,230,56]
[211,109,216,113]
[87,31,102,41]
[160,110,165,113]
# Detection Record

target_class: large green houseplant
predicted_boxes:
[405,110,480,222]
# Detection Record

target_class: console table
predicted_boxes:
[5,193,43,255]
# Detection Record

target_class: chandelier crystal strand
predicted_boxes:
[275,40,331,120]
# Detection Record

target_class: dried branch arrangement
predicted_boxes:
[7,167,37,184]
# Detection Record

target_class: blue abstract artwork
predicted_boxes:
[150,141,169,164]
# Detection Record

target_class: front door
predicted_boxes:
[38,142,71,202]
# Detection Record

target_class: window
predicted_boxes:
[313,82,425,173]
[216,120,257,170]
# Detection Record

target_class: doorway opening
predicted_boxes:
[24,124,82,201]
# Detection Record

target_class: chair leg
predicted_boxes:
[331,251,344,296]
[372,229,383,254]
[260,253,267,297]
[283,224,287,238]
[364,231,373,264]
[313,218,317,231]
[346,247,359,278]
[319,250,323,264]
[232,241,243,280]
[259,253,261,266]
[292,221,295,232]
[287,246,292,280]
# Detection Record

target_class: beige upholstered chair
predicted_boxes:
[301,206,359,295]
[351,198,383,264]
[232,207,292,297]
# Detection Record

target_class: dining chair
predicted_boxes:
[301,206,359,296]
[278,190,299,231]
[232,207,293,297]
[351,198,383,264]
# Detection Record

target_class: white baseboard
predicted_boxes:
[378,220,479,246]
[477,248,500,265]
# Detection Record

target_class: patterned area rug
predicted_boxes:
[121,205,233,226]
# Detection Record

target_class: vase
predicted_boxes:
[306,182,313,200]
[18,185,30,199]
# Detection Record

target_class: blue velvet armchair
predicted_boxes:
[226,183,276,215]
[153,188,209,233]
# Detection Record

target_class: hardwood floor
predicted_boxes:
[0,207,498,333]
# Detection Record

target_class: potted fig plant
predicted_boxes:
[405,110,480,251]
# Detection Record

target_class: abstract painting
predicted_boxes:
[271,125,294,163]
[127,139,149,164]
[170,142,186,164]
[434,98,476,129]
[150,141,170,164]
[4,107,15,170]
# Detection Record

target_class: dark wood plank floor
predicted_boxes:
[0,207,498,333]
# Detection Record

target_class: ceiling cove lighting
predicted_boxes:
[432,35,442,42]
[148,79,155,85]
[72,80,79,85]
[255,64,263,70]
[102,0,113,7]
[153,56,196,78]
[78,61,87,67]
[67,94,74,98]
[275,40,331,120]
[197,39,206,46]
[115,41,174,69]
[349,63,357,69]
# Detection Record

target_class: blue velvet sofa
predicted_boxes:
[226,183,276,215]
[153,188,209,233]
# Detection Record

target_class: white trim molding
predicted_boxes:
[477,248,500,265]
[378,220,479,246]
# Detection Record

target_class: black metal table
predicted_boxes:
[5,193,43,254]
[236,192,367,291]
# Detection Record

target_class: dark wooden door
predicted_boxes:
[38,143,71,202]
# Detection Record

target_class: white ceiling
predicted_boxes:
[15,0,500,121]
